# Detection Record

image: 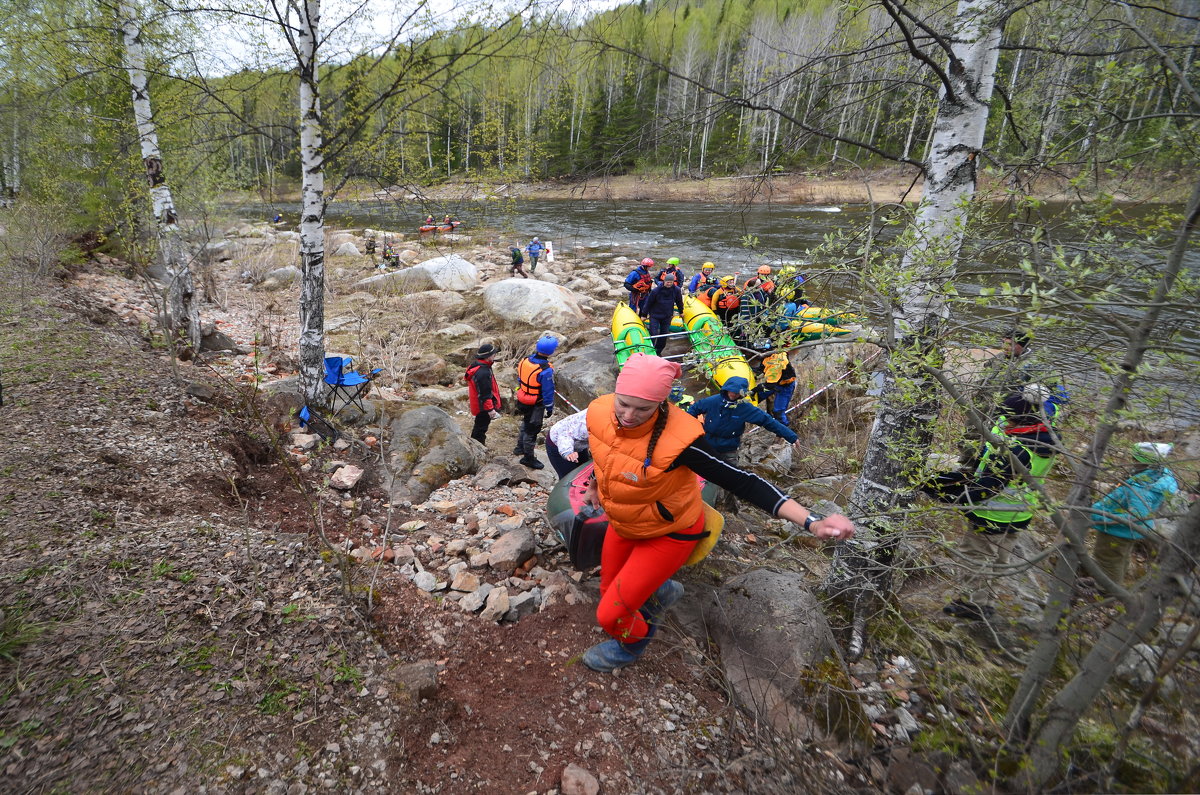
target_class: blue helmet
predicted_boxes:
[536,335,559,356]
[669,383,685,402]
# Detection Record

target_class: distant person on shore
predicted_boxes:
[1087,442,1180,590]
[526,237,545,273]
[272,213,283,224]
[639,273,685,356]
[510,246,529,278]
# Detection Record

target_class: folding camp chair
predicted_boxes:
[323,356,377,413]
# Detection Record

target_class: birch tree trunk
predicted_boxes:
[119,0,200,355]
[297,0,328,405]
[832,0,1006,661]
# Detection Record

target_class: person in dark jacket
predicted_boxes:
[464,343,501,445]
[656,257,686,287]
[510,247,529,278]
[513,335,558,469]
[640,273,685,356]
[923,387,1059,619]
[686,376,799,466]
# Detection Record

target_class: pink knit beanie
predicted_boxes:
[615,353,681,403]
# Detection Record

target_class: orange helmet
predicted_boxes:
[757,265,772,276]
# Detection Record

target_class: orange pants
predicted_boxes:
[596,512,702,642]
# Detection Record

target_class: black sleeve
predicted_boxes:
[474,366,495,404]
[672,439,790,516]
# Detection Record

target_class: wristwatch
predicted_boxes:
[803,513,825,533]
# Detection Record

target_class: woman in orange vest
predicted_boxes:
[579,353,855,672]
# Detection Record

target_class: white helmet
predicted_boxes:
[1022,383,1051,406]
[1132,442,1173,464]
[532,237,539,242]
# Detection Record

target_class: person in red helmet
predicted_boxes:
[623,258,655,313]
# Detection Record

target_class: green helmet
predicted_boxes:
[667,257,680,267]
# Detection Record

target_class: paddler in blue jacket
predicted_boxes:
[687,376,799,466]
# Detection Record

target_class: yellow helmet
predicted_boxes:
[719,276,735,286]
[701,262,715,271]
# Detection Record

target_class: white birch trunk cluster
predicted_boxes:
[839,0,1006,596]
[119,0,200,354]
[297,0,328,405]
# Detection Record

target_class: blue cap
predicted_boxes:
[536,335,559,356]
[669,384,685,401]
[722,376,750,396]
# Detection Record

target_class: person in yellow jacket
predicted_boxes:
[578,353,855,672]
[757,344,797,421]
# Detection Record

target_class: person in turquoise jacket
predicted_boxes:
[1089,442,1179,589]
[686,376,798,466]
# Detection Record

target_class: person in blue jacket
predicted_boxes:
[688,262,717,295]
[639,273,685,355]
[1089,442,1180,590]
[526,237,545,273]
[624,258,655,312]
[513,335,558,469]
[687,375,799,466]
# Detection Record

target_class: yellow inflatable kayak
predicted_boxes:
[681,296,757,401]
[611,302,656,368]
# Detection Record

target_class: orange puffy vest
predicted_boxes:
[516,357,548,406]
[586,394,705,540]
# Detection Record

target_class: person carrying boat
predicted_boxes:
[545,408,591,478]
[527,237,545,273]
[465,343,502,446]
[757,345,797,421]
[922,387,1058,620]
[513,335,558,469]
[510,246,529,278]
[657,257,685,287]
[688,262,717,295]
[578,353,855,672]
[624,258,655,312]
[1087,442,1180,591]
[686,376,800,467]
[710,276,741,327]
[669,383,694,411]
[639,273,685,356]
[743,265,775,293]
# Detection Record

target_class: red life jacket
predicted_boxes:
[634,274,653,293]
[465,360,499,414]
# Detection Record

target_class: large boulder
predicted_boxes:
[384,406,487,504]
[332,241,361,257]
[703,569,870,747]
[394,290,468,322]
[257,265,302,290]
[353,267,438,294]
[481,279,587,327]
[554,338,616,409]
[411,254,479,291]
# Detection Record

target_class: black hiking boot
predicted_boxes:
[519,456,544,470]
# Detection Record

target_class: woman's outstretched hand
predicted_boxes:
[810,514,855,541]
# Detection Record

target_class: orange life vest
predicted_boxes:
[714,289,740,310]
[516,357,548,406]
[586,394,705,540]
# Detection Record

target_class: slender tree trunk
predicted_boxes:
[833,0,1006,661]
[1025,505,1200,788]
[297,0,327,405]
[119,0,200,355]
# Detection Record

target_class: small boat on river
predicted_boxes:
[418,220,462,233]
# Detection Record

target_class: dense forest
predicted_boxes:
[2,0,1198,212]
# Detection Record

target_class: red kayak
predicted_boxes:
[418,220,462,233]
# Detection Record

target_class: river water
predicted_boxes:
[243,197,1199,428]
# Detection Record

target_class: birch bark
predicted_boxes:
[833,0,1006,659]
[119,0,200,354]
[297,0,327,405]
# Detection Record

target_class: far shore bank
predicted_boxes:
[235,166,1187,209]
